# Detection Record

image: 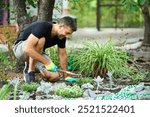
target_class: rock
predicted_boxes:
[129,88,136,94]
[0,44,8,52]
[135,82,145,92]
[19,92,30,100]
[88,90,97,99]
[36,81,52,94]
[82,89,97,99]
[83,90,89,98]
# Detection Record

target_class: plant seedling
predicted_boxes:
[93,76,104,92]
[21,82,40,92]
[107,71,115,88]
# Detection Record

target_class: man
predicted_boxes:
[13,15,77,83]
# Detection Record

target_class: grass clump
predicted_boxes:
[72,41,132,78]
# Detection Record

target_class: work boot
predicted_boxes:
[28,71,35,82]
[24,71,35,83]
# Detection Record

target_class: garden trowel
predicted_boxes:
[56,69,81,82]
[56,69,82,77]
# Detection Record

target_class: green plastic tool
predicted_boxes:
[65,77,78,82]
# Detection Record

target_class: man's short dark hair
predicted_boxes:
[58,15,77,31]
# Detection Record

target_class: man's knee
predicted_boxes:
[13,41,28,61]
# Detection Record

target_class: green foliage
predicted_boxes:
[26,0,37,8]
[67,48,80,71]
[69,0,144,27]
[122,0,140,11]
[45,46,59,66]
[0,51,13,81]
[55,85,83,98]
[122,0,149,11]
[72,41,133,78]
[0,0,9,11]
[21,82,40,92]
[0,51,9,66]
[0,77,8,83]
[76,77,93,86]
[69,0,96,27]
[0,84,13,100]
[131,71,148,83]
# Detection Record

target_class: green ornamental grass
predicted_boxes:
[72,41,133,77]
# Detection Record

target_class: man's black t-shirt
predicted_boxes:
[15,21,66,50]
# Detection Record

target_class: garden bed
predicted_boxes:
[1,76,150,100]
[0,56,149,100]
[0,40,149,100]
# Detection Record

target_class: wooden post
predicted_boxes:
[96,0,100,31]
[115,0,118,29]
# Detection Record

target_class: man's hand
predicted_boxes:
[45,61,57,72]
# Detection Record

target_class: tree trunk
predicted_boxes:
[38,0,55,21]
[13,0,29,72]
[13,0,29,32]
[141,4,150,47]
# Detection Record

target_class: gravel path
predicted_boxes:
[67,28,144,48]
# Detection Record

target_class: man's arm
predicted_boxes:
[58,47,68,78]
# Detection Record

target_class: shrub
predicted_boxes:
[21,82,40,92]
[55,85,83,98]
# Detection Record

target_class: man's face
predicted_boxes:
[57,24,73,40]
